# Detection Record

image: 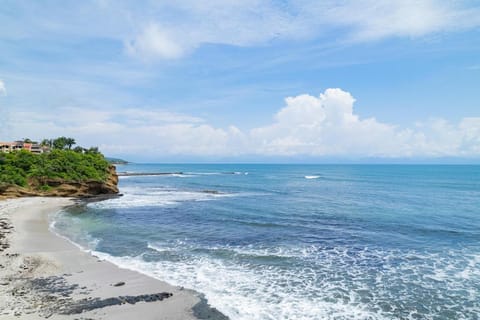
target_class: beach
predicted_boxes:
[70,163,478,319]
[0,197,222,319]
[1,165,479,319]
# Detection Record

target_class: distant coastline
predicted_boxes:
[106,157,130,165]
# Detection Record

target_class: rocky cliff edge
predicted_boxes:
[0,165,119,200]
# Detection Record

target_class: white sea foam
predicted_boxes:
[48,194,480,320]
[87,187,236,209]
[149,242,319,260]
[185,172,223,175]
[170,173,195,177]
[46,219,480,320]
[305,175,320,179]
[133,173,196,178]
[90,249,387,320]
[184,171,248,176]
[114,243,480,320]
[147,243,172,253]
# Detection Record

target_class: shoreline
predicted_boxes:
[0,197,227,319]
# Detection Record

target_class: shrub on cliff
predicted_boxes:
[0,149,110,188]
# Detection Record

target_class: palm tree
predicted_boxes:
[41,139,53,147]
[65,137,76,150]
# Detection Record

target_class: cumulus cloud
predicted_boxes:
[6,89,480,159]
[251,89,384,156]
[250,89,480,158]
[0,80,6,96]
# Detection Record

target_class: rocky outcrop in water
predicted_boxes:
[0,165,119,200]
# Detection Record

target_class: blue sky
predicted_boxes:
[0,0,479,162]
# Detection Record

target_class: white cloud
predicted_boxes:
[119,0,480,60]
[2,1,479,61]
[6,88,480,160]
[250,89,480,158]
[6,107,228,156]
[0,80,6,96]
[251,89,397,156]
[317,0,477,41]
[126,23,186,60]
[121,108,204,124]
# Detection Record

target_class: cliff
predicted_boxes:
[0,165,119,200]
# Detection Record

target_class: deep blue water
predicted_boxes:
[53,164,480,319]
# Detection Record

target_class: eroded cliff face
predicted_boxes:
[0,165,119,200]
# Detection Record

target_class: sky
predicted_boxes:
[0,0,479,163]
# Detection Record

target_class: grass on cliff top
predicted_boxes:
[0,149,110,188]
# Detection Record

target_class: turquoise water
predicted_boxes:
[53,164,480,319]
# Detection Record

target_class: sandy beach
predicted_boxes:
[0,197,225,320]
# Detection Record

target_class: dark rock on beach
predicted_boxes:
[193,295,230,320]
[59,292,174,314]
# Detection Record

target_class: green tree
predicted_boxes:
[65,137,76,149]
[73,146,84,153]
[52,137,76,150]
[86,146,99,154]
[52,137,68,150]
[0,140,110,189]
[41,139,53,147]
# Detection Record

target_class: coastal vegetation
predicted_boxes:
[0,137,118,198]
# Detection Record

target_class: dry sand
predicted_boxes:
[0,197,226,320]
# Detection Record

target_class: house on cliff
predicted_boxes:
[0,141,48,154]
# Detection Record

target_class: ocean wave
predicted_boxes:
[119,173,195,178]
[185,171,249,176]
[86,245,480,320]
[49,211,101,252]
[304,175,320,179]
[170,173,195,177]
[48,216,480,320]
[87,187,236,209]
[87,249,373,320]
[148,241,319,259]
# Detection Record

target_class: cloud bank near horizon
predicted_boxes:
[4,88,480,160]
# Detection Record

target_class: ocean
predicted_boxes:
[52,164,480,319]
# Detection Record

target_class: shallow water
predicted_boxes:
[53,164,480,319]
